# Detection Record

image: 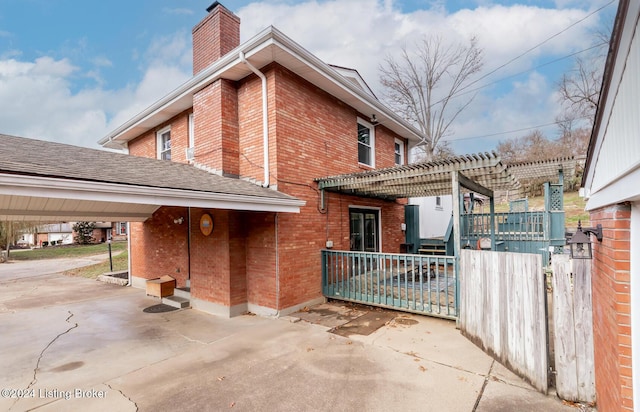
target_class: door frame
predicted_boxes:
[348,206,381,252]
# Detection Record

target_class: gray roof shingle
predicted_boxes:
[0,133,298,202]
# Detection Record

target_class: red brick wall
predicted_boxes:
[125,62,409,313]
[128,110,191,163]
[266,65,407,309]
[237,71,275,184]
[245,212,277,308]
[193,79,239,175]
[189,209,247,306]
[590,203,633,411]
[192,4,240,75]
[130,207,190,288]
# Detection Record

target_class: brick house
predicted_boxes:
[581,0,639,410]
[99,2,422,317]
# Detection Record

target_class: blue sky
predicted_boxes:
[0,0,616,153]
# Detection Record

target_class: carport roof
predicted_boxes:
[316,152,522,199]
[0,134,304,221]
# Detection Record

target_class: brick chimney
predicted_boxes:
[192,2,240,75]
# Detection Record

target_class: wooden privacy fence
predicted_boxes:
[551,254,596,404]
[459,249,548,393]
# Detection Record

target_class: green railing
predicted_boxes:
[321,250,458,319]
[461,210,551,263]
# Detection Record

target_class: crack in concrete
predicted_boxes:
[390,347,487,377]
[29,311,78,387]
[472,359,495,412]
[9,311,78,411]
[105,383,139,411]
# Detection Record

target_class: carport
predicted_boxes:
[0,133,304,285]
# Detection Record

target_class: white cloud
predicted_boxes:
[0,0,609,156]
[91,56,113,67]
[0,33,191,149]
[237,0,605,151]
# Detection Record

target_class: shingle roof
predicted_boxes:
[0,133,298,202]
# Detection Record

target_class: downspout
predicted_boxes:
[127,222,132,287]
[239,51,270,188]
[275,213,280,316]
[187,207,192,286]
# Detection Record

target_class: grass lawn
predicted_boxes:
[10,241,127,261]
[494,190,588,227]
[64,250,128,279]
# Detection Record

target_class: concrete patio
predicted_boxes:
[0,257,589,411]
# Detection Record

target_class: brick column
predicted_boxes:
[590,203,633,411]
[193,79,239,176]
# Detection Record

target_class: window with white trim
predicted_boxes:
[435,196,443,210]
[185,114,195,161]
[157,127,171,160]
[117,222,127,235]
[188,114,195,148]
[357,118,375,167]
[394,138,405,165]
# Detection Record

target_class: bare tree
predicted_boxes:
[556,14,613,131]
[380,35,483,161]
[497,128,589,164]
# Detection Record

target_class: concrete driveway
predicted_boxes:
[0,258,585,411]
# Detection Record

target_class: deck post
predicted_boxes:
[451,172,461,326]
[490,195,496,251]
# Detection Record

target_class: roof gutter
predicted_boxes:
[239,51,270,188]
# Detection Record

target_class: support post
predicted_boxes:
[490,195,496,251]
[452,172,462,259]
[107,239,113,272]
[451,172,462,326]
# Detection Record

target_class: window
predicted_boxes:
[394,138,405,165]
[157,127,171,160]
[117,222,127,235]
[186,114,195,161]
[188,114,195,148]
[435,196,443,210]
[357,118,375,167]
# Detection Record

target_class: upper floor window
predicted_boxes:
[357,118,375,167]
[394,138,405,165]
[157,126,171,160]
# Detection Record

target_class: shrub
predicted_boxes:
[72,222,96,245]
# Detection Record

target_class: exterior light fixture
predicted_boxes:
[567,220,603,259]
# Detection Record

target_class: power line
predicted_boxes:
[456,0,615,96]
[444,115,592,142]
[451,42,608,100]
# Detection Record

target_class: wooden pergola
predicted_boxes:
[507,156,584,184]
[316,152,523,257]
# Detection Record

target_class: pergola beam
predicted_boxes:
[458,172,494,198]
[316,151,522,200]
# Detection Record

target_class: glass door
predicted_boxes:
[349,209,379,252]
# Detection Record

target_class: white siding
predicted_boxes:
[409,195,453,238]
[591,16,640,194]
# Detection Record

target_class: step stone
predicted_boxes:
[173,287,191,299]
[162,295,190,309]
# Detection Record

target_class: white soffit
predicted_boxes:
[0,173,303,221]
